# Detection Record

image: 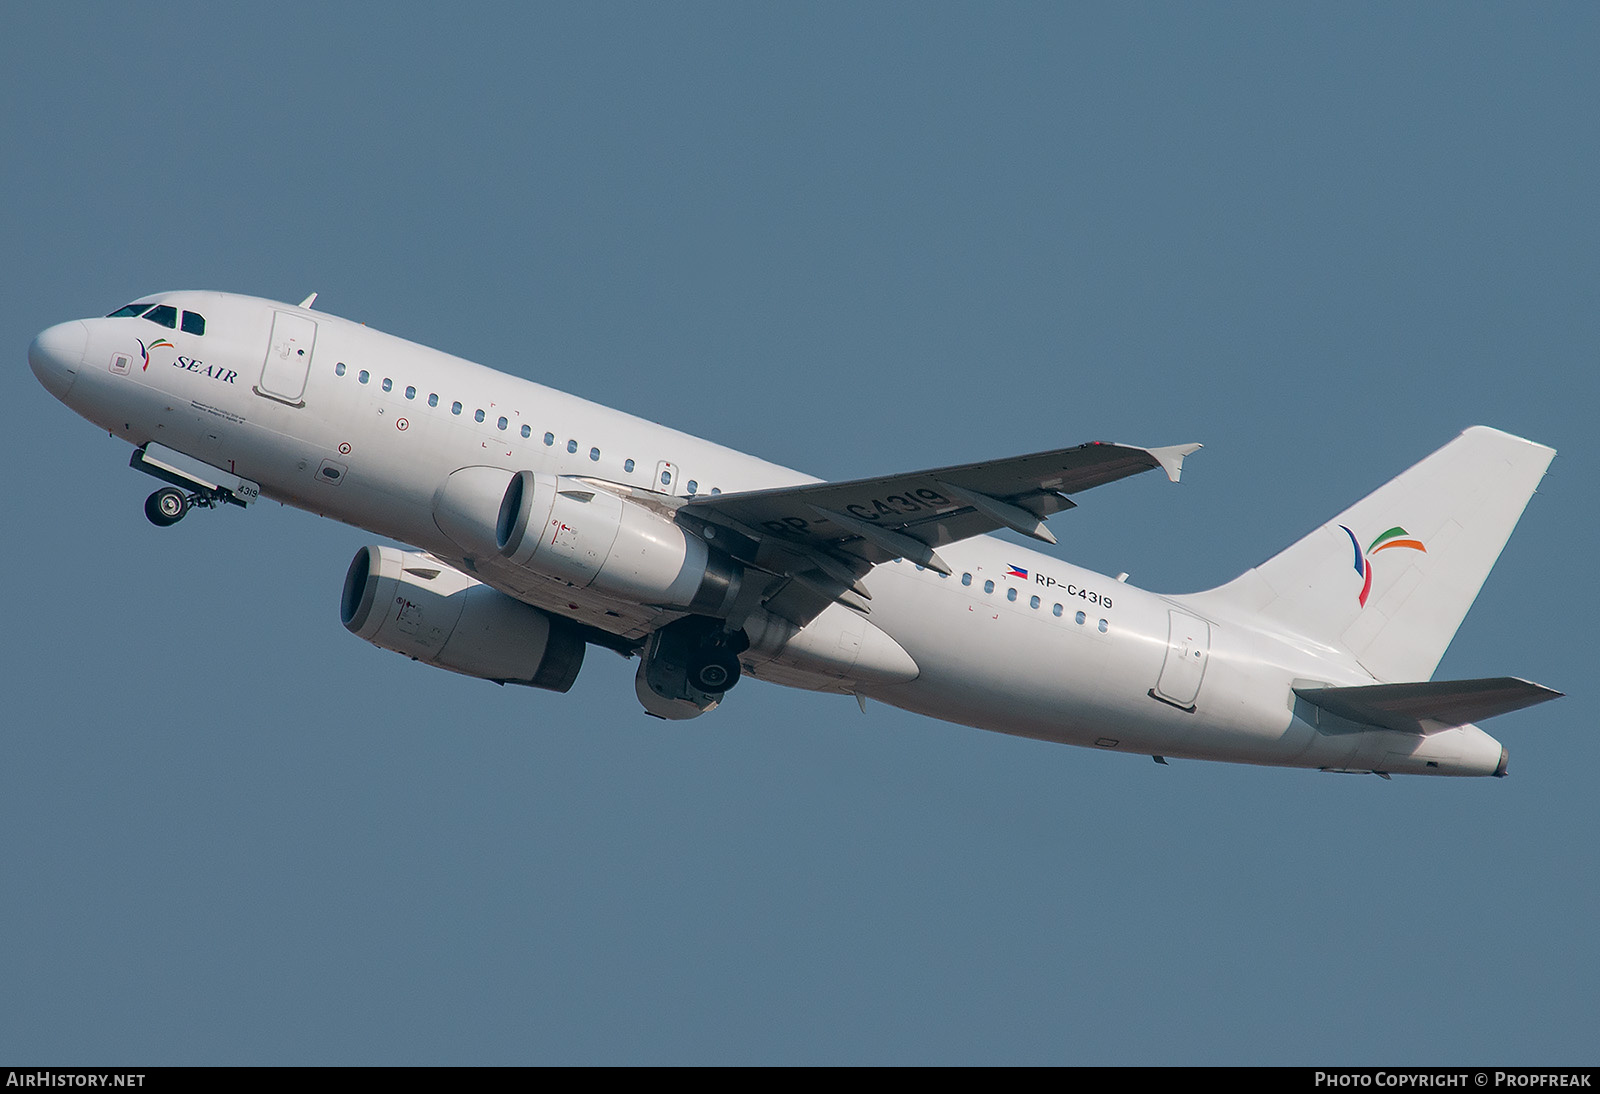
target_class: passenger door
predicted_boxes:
[1152,609,1211,712]
[255,310,317,406]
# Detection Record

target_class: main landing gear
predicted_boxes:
[688,636,743,694]
[635,617,750,720]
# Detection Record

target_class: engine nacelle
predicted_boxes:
[341,545,585,692]
[495,470,741,615]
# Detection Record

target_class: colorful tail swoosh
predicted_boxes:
[1340,524,1427,606]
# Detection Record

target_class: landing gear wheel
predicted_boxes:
[689,647,742,694]
[145,487,189,527]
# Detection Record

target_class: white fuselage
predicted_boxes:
[31,291,1509,776]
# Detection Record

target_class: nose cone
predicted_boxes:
[29,320,88,401]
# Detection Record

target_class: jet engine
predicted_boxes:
[341,545,585,691]
[424,466,744,617]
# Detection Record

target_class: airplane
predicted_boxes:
[28,290,1561,777]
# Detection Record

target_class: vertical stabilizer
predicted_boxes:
[1185,427,1554,682]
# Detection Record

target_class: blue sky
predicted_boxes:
[3,4,1595,1063]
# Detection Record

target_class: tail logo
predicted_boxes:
[1340,525,1427,607]
[136,337,173,371]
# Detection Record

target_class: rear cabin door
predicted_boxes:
[255,310,317,406]
[1152,609,1211,712]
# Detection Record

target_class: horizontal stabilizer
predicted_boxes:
[1293,677,1562,735]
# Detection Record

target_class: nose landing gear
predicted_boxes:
[144,487,189,526]
[130,443,261,528]
[143,486,223,527]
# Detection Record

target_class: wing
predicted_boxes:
[679,440,1200,626]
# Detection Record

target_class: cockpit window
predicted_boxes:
[107,303,155,318]
[181,311,206,335]
[142,304,178,329]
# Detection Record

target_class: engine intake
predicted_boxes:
[341,545,584,692]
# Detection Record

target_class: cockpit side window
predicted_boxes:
[181,311,206,335]
[142,304,178,329]
[107,303,155,318]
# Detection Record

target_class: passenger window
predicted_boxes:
[498,416,508,430]
[983,580,994,594]
[711,487,721,495]
[474,409,485,423]
[1053,604,1063,617]
[567,440,578,454]
[686,480,697,494]
[405,386,416,400]
[1076,611,1086,625]
[180,311,206,335]
[143,304,177,328]
[521,425,531,438]
[962,573,972,586]
[451,401,462,415]
[428,393,438,407]
[335,362,346,376]
[382,378,392,392]
[660,470,672,486]
[1098,619,1108,633]
[358,370,370,384]
[1006,588,1017,602]
[1030,595,1040,609]
[544,432,554,446]
[624,458,635,472]
[590,447,600,462]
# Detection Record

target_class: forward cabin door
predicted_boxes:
[255,310,317,407]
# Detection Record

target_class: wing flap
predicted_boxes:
[1293,677,1562,735]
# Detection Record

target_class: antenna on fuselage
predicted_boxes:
[298,292,318,309]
